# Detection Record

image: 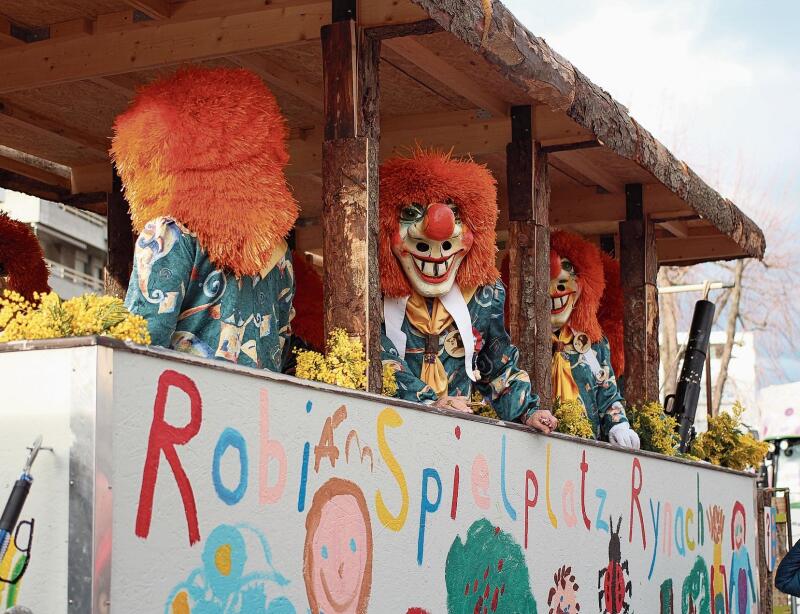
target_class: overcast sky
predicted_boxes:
[502,0,800,216]
[502,0,800,385]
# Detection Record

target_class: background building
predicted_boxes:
[0,188,106,298]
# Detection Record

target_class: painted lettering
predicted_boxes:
[561,480,577,528]
[417,468,442,565]
[580,450,591,530]
[629,457,646,549]
[375,408,409,531]
[471,454,490,510]
[545,443,558,528]
[500,435,517,521]
[259,389,287,504]
[595,489,609,533]
[136,369,202,545]
[212,427,248,505]
[524,469,539,549]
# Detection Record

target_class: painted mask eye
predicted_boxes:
[562,259,575,275]
[400,204,424,223]
[445,199,462,223]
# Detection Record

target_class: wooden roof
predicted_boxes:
[0,0,765,265]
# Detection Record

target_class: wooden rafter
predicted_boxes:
[549,149,622,193]
[0,100,108,153]
[124,0,171,20]
[230,54,323,112]
[0,154,70,189]
[658,219,689,238]
[90,76,138,99]
[383,37,508,118]
[51,18,93,39]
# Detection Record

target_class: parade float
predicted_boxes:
[0,0,774,612]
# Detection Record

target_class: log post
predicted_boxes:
[103,170,134,298]
[506,105,552,409]
[619,183,659,408]
[321,4,382,392]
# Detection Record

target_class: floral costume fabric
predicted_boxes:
[125,217,294,372]
[381,281,541,421]
[555,330,628,439]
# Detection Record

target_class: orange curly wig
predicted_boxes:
[111,66,299,276]
[0,212,50,301]
[291,251,324,352]
[550,230,605,343]
[598,253,625,376]
[379,150,500,297]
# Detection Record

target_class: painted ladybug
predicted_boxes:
[598,516,632,614]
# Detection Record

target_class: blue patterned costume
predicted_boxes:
[125,217,294,372]
[382,282,540,421]
[556,332,628,439]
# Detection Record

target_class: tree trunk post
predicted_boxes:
[506,105,552,409]
[620,183,659,408]
[104,170,134,298]
[321,4,382,392]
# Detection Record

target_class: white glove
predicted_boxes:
[608,422,641,449]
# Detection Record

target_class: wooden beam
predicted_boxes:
[0,154,70,189]
[0,16,24,48]
[104,171,135,298]
[383,37,508,118]
[231,54,323,112]
[549,149,623,193]
[71,162,113,194]
[0,2,330,93]
[51,18,94,39]
[658,219,689,238]
[619,183,659,408]
[656,236,744,265]
[124,0,171,20]
[0,100,108,153]
[90,76,138,99]
[321,18,382,392]
[506,105,551,409]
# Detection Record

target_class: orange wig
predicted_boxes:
[379,150,500,297]
[111,66,299,276]
[550,230,605,343]
[291,251,324,352]
[0,212,50,301]
[597,253,625,376]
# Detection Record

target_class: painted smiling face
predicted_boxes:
[304,479,373,614]
[550,252,582,332]
[391,200,474,298]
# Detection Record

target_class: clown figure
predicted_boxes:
[379,150,556,433]
[549,231,640,447]
[112,67,299,371]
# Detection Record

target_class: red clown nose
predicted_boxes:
[423,202,456,241]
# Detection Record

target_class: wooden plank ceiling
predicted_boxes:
[0,0,743,265]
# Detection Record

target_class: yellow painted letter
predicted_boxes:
[375,408,409,531]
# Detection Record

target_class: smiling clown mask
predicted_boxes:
[549,230,606,342]
[379,150,500,298]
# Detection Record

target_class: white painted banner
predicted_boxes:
[107,348,759,614]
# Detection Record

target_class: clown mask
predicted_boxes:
[391,200,473,297]
[550,252,582,332]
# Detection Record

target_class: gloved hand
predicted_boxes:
[608,422,641,449]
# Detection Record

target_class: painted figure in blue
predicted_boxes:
[549,231,640,448]
[377,150,556,434]
[111,66,299,371]
[728,502,757,614]
[165,523,297,614]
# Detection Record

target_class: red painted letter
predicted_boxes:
[135,370,202,545]
[629,457,646,549]
[580,450,591,530]
[524,469,539,549]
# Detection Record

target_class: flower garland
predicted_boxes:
[295,328,397,396]
[0,290,150,345]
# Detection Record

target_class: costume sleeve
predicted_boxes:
[124,218,193,348]
[474,282,540,422]
[595,337,628,438]
[381,331,437,404]
[776,540,800,596]
[277,247,296,372]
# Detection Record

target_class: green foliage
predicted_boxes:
[446,518,537,613]
[470,391,499,420]
[690,402,769,471]
[627,402,679,456]
[553,398,595,439]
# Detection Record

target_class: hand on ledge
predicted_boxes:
[433,395,473,413]
[608,422,641,449]
[525,410,558,434]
